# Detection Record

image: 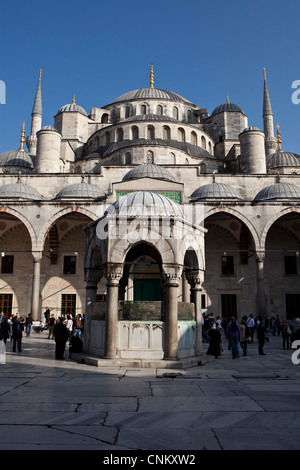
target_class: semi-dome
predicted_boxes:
[111,88,193,105]
[106,191,183,217]
[254,183,300,201]
[0,150,34,169]
[190,182,241,200]
[0,182,42,200]
[267,151,300,169]
[54,182,106,200]
[212,102,244,116]
[122,164,177,183]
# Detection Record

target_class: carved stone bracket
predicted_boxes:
[255,251,265,263]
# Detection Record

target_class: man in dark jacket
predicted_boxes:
[257,318,266,355]
[53,317,68,360]
[12,314,25,352]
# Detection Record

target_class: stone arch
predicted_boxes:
[204,206,260,251]
[0,207,36,249]
[37,207,98,252]
[261,207,299,250]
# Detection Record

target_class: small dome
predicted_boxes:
[254,183,300,201]
[0,182,42,200]
[122,164,177,183]
[212,102,244,116]
[55,182,106,199]
[190,182,241,200]
[267,151,300,169]
[111,88,192,104]
[57,102,88,117]
[39,125,60,133]
[240,126,262,134]
[106,191,183,217]
[0,150,34,169]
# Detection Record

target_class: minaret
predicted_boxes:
[26,69,42,155]
[263,68,277,156]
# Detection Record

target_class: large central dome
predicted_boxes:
[111,88,193,104]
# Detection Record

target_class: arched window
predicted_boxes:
[187,110,192,122]
[104,131,110,145]
[146,150,154,163]
[147,125,155,140]
[117,128,123,142]
[191,131,197,146]
[201,136,206,150]
[173,106,179,120]
[163,125,171,140]
[157,105,163,115]
[208,141,212,154]
[200,163,207,174]
[101,113,109,123]
[178,127,185,142]
[125,152,131,165]
[125,106,131,118]
[140,104,147,115]
[170,152,176,164]
[131,126,139,140]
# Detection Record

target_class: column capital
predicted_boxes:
[162,263,182,286]
[185,270,203,289]
[104,263,123,284]
[32,251,43,262]
[255,250,265,262]
[85,267,103,286]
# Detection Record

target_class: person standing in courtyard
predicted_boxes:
[0,316,10,344]
[206,323,222,358]
[246,314,255,343]
[240,316,251,356]
[11,314,25,352]
[257,317,267,355]
[226,317,241,359]
[53,316,68,360]
[25,313,32,336]
[48,314,56,339]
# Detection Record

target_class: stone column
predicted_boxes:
[256,251,266,318]
[83,268,102,353]
[182,271,190,303]
[31,252,42,321]
[103,265,122,359]
[187,274,203,355]
[163,268,181,361]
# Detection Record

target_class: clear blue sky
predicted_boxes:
[1,0,300,153]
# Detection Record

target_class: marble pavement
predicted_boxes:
[0,330,299,451]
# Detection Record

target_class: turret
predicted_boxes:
[26,70,43,155]
[239,126,266,174]
[263,68,277,156]
[36,126,62,173]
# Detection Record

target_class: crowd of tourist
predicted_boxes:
[0,308,84,359]
[203,312,300,359]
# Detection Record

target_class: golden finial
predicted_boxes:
[72,94,76,104]
[39,69,42,80]
[18,122,25,151]
[263,67,266,80]
[226,94,230,104]
[150,64,154,89]
[276,124,282,152]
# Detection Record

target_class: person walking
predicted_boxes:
[282,321,292,350]
[257,317,267,355]
[11,314,25,352]
[226,317,241,359]
[74,314,83,340]
[0,316,10,344]
[206,323,222,358]
[53,316,68,360]
[48,314,56,339]
[66,314,73,343]
[25,313,32,336]
[246,314,255,343]
[240,316,251,356]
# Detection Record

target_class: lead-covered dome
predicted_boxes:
[57,96,88,117]
[122,164,177,183]
[0,182,42,200]
[267,151,300,169]
[54,182,106,200]
[212,102,245,116]
[190,182,241,200]
[254,183,300,201]
[111,88,193,104]
[106,191,183,217]
[0,150,34,169]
